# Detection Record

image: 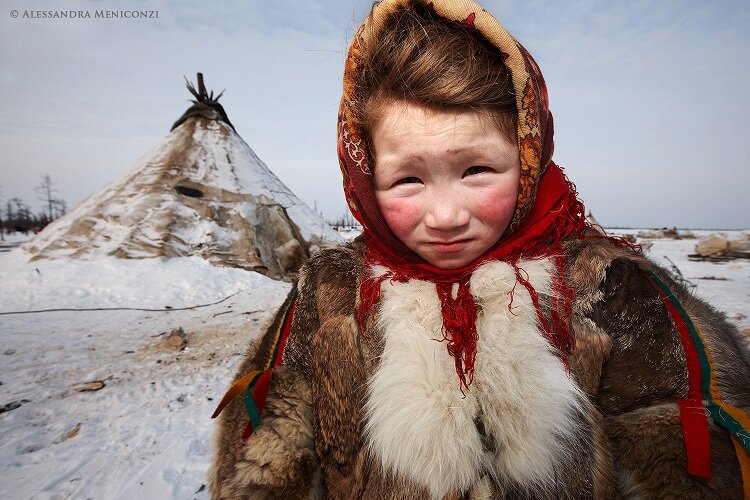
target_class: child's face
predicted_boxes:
[372,101,520,269]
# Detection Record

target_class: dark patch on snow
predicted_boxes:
[1,399,31,414]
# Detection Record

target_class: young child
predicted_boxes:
[209,0,750,498]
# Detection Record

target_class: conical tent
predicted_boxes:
[24,74,342,278]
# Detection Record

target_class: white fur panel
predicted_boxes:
[364,258,585,498]
[469,260,584,487]
[365,277,485,499]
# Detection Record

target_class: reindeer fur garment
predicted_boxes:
[209,237,750,499]
[366,258,586,498]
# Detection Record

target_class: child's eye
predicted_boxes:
[394,176,422,186]
[463,166,493,177]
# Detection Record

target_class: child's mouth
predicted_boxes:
[428,239,472,253]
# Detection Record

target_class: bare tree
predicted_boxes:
[53,199,67,219]
[0,184,4,241]
[36,173,57,222]
[5,200,13,228]
[9,198,31,233]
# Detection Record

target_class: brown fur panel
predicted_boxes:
[567,238,750,414]
[570,316,613,399]
[283,245,361,379]
[606,403,744,499]
[590,257,690,414]
[564,238,640,316]
[567,238,750,497]
[552,402,615,500]
[587,402,617,500]
[210,287,310,499]
[311,315,368,499]
[358,464,431,500]
[209,367,317,499]
[282,262,320,381]
[359,325,387,381]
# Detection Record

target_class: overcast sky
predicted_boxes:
[1,0,748,229]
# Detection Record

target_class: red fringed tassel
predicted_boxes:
[357,271,387,335]
[436,280,479,390]
[512,253,575,366]
[358,254,480,390]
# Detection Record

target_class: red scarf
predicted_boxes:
[338,0,594,389]
[356,162,587,389]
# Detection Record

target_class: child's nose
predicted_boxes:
[424,193,470,230]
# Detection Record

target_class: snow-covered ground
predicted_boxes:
[0,243,290,499]
[0,229,748,499]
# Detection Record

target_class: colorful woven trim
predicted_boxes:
[211,288,298,439]
[644,270,750,483]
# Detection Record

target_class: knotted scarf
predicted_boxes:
[357,162,587,388]
[338,0,590,389]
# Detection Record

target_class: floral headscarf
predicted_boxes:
[338,0,589,388]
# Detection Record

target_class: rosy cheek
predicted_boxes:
[379,198,420,238]
[472,184,518,225]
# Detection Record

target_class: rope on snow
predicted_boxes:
[0,292,239,316]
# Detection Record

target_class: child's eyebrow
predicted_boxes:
[447,143,518,161]
[375,157,418,175]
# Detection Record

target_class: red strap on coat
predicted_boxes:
[644,271,712,479]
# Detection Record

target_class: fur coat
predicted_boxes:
[209,236,750,499]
